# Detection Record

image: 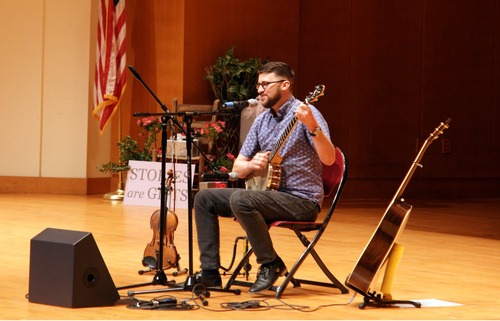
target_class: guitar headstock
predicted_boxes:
[305,84,326,105]
[429,118,452,141]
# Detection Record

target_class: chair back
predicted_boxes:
[273,146,347,230]
[318,147,347,230]
[322,147,347,199]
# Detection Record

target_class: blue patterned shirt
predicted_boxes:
[240,97,331,207]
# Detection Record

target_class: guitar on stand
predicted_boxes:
[345,118,451,309]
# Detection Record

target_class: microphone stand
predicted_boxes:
[117,66,240,298]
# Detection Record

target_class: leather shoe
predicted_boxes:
[249,257,287,294]
[195,271,222,288]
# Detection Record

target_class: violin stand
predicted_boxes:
[117,66,240,299]
[358,243,421,309]
[138,264,188,277]
[138,159,188,278]
[220,236,252,280]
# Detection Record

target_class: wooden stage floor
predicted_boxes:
[0,194,499,320]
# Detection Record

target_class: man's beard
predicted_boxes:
[262,91,281,109]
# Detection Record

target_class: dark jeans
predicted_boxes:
[194,188,319,270]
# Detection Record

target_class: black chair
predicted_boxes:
[224,146,349,298]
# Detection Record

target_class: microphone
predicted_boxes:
[201,171,238,182]
[222,99,258,110]
[228,172,239,181]
[128,65,143,81]
[202,171,229,181]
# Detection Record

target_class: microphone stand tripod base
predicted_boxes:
[125,274,242,297]
[152,270,169,285]
[183,275,198,290]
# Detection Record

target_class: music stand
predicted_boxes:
[117,66,240,298]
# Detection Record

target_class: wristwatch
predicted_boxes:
[309,126,322,137]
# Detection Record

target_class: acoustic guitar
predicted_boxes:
[245,84,326,191]
[345,118,451,296]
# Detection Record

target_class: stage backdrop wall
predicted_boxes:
[0,0,499,198]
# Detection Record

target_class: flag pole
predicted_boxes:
[96,0,127,201]
[103,107,125,201]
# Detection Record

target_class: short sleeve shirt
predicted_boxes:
[240,96,331,207]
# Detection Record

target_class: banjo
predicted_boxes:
[245,85,326,191]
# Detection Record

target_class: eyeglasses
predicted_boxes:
[255,80,286,90]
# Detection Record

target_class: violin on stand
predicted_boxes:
[140,169,188,277]
[117,65,240,298]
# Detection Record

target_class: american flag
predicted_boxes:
[93,0,126,134]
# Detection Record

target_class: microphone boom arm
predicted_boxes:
[128,66,227,173]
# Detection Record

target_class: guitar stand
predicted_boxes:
[220,236,252,281]
[356,243,420,309]
[358,291,421,309]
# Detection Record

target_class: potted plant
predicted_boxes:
[193,120,236,173]
[205,47,264,102]
[205,47,266,158]
[97,116,162,174]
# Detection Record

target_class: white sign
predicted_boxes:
[124,160,196,208]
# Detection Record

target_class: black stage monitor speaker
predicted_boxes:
[28,228,119,308]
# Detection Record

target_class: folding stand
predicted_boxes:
[220,236,252,280]
[117,66,240,298]
[137,153,188,278]
[358,291,421,309]
[355,243,421,309]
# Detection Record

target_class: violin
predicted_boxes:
[142,169,179,270]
